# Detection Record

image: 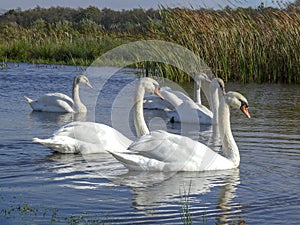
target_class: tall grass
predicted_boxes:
[149,7,300,83]
[0,23,129,65]
[180,182,208,225]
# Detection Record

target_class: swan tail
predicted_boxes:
[109,152,138,166]
[32,137,79,154]
[24,95,33,103]
[109,152,164,171]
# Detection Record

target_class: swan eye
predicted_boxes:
[218,82,225,92]
[220,84,224,91]
[239,99,248,108]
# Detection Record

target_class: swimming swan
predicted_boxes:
[32,77,164,154]
[143,73,211,112]
[110,84,251,171]
[24,75,92,113]
[166,76,225,124]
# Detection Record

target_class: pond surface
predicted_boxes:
[0,63,299,224]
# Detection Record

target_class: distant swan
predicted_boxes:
[33,77,164,154]
[143,73,211,111]
[143,73,217,124]
[110,80,251,171]
[24,75,92,113]
[166,77,225,124]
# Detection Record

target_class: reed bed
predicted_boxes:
[149,7,300,83]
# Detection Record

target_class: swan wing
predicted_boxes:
[167,101,213,124]
[143,95,173,110]
[33,136,84,153]
[112,130,235,171]
[36,122,132,153]
[128,130,201,162]
[46,93,74,106]
[143,87,175,110]
[168,89,192,103]
[197,104,213,117]
[143,86,193,110]
[30,93,74,112]
[57,122,132,145]
[143,86,187,110]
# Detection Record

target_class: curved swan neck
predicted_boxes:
[218,97,240,167]
[72,78,86,113]
[133,85,149,137]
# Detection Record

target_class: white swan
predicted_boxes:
[33,77,164,154]
[143,73,211,111]
[33,122,132,154]
[110,83,251,171]
[166,76,225,124]
[24,75,92,113]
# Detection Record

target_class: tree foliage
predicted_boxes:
[0,6,160,34]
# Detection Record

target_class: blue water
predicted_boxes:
[0,63,299,224]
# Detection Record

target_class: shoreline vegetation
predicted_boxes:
[1,3,300,83]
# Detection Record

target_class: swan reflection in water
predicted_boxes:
[111,169,240,205]
[28,111,87,126]
[112,169,243,224]
[47,152,244,224]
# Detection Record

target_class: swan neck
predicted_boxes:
[210,86,219,124]
[162,91,183,107]
[72,79,86,113]
[133,86,149,137]
[210,85,223,124]
[201,80,212,109]
[194,81,201,105]
[218,98,240,167]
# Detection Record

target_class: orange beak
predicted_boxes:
[240,104,251,118]
[154,87,164,100]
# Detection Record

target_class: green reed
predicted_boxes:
[149,6,300,83]
[0,24,128,66]
[180,182,208,225]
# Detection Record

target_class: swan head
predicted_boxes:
[193,72,211,84]
[75,75,93,88]
[211,78,226,95]
[140,77,164,99]
[225,91,251,118]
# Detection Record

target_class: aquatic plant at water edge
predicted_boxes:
[149,6,300,84]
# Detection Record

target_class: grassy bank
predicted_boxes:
[0,24,131,66]
[1,6,300,83]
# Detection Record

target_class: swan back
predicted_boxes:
[34,121,132,154]
[114,130,235,171]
